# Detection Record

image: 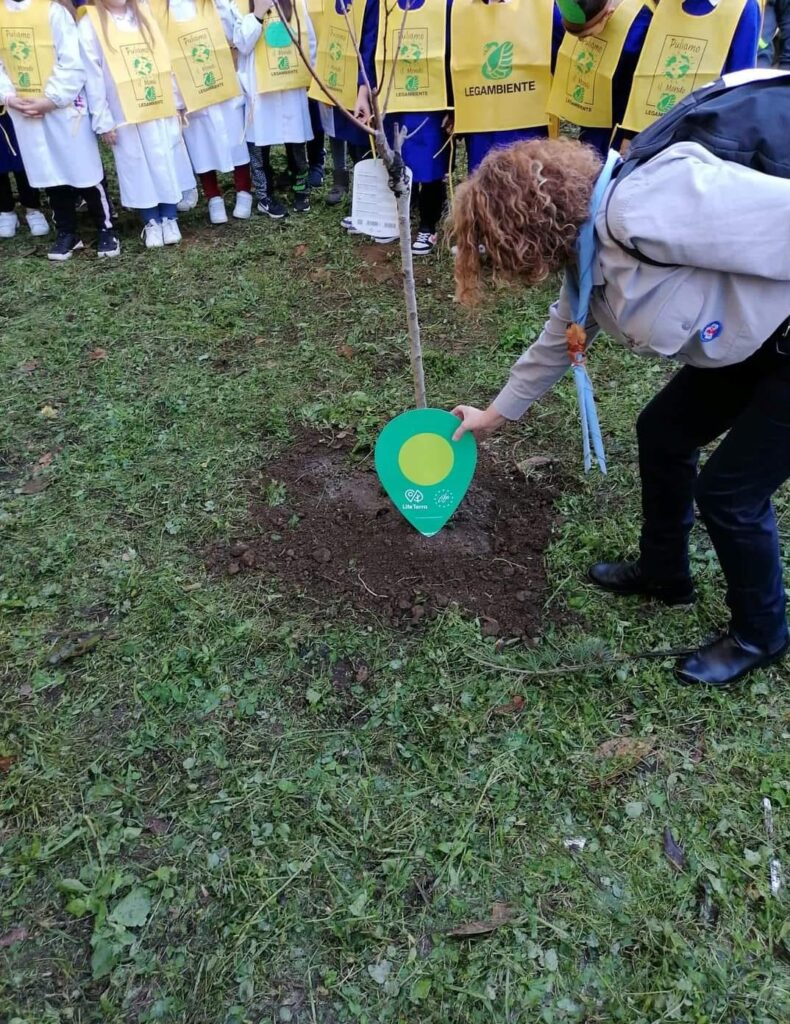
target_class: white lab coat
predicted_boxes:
[235,10,315,146]
[0,0,103,189]
[169,0,248,173]
[78,4,195,209]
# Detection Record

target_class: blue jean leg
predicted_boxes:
[159,203,177,220]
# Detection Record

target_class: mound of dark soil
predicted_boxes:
[208,431,561,637]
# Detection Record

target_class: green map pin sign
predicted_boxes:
[375,408,477,537]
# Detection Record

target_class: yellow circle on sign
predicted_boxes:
[398,432,454,487]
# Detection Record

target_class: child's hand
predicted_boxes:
[451,404,506,442]
[19,96,56,117]
[253,0,274,19]
[354,86,371,124]
[101,129,118,145]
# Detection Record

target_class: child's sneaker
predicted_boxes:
[373,234,398,244]
[232,191,253,220]
[412,231,437,255]
[0,211,18,238]
[142,219,164,249]
[256,196,288,219]
[97,227,121,258]
[48,232,84,261]
[341,215,363,235]
[25,209,49,237]
[177,187,198,212]
[293,192,311,214]
[161,218,182,245]
[307,165,324,189]
[208,195,228,224]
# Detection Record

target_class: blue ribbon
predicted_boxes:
[563,148,621,475]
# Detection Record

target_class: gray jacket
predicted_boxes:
[494,141,790,421]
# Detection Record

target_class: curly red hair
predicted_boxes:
[449,138,602,306]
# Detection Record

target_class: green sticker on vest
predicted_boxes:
[375,409,477,537]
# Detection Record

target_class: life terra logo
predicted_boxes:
[4,29,40,91]
[189,42,217,86]
[481,40,513,81]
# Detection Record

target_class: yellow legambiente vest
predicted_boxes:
[0,0,55,98]
[451,0,553,134]
[253,4,311,94]
[622,0,746,132]
[309,0,365,107]
[149,0,239,112]
[86,7,176,123]
[306,0,323,41]
[547,0,653,128]
[376,0,448,112]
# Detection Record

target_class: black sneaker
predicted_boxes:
[293,193,311,214]
[97,228,121,259]
[307,166,324,189]
[47,232,84,262]
[256,197,288,220]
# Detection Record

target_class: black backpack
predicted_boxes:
[607,71,790,264]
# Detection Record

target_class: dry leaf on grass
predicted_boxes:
[20,476,51,495]
[145,816,172,836]
[663,827,687,873]
[0,756,16,773]
[594,736,656,761]
[89,347,107,362]
[34,452,54,471]
[492,695,525,715]
[446,902,516,938]
[39,405,58,419]
[47,632,101,667]
[18,360,39,374]
[336,344,355,359]
[0,926,28,948]
[292,243,309,258]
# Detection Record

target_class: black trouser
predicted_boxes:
[415,179,446,233]
[47,183,113,235]
[260,143,308,194]
[637,318,790,649]
[305,99,324,171]
[0,168,40,212]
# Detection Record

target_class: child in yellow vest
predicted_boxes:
[451,0,566,174]
[547,0,653,156]
[151,0,253,224]
[235,0,317,217]
[79,0,196,247]
[0,0,119,259]
[621,0,760,135]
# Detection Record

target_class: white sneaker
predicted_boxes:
[0,211,18,238]
[142,219,164,249]
[341,215,364,235]
[208,195,228,225]
[373,234,398,244]
[176,187,198,213]
[161,217,181,245]
[232,190,253,220]
[26,209,49,237]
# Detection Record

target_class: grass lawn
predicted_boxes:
[2,182,790,1024]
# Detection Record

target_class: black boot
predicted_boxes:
[675,631,789,688]
[588,560,696,606]
[326,167,349,206]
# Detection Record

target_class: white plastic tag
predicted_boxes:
[350,158,410,237]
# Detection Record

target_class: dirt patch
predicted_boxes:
[207,430,560,637]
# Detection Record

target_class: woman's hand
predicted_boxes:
[354,86,372,124]
[101,129,118,146]
[451,404,507,442]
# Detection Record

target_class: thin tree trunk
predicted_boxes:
[392,125,427,410]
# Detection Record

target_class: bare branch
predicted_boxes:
[381,0,412,118]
